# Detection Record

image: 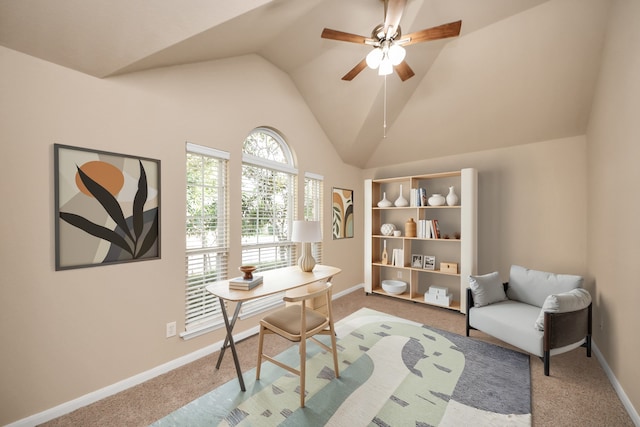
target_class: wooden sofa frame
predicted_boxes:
[466,283,592,376]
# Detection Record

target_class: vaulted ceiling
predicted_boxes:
[0,0,610,168]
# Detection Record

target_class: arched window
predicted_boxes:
[242,127,295,167]
[240,127,297,316]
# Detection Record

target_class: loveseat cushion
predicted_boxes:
[507,265,583,307]
[534,288,592,331]
[469,271,507,307]
[468,300,545,356]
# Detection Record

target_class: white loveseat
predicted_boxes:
[466,265,592,376]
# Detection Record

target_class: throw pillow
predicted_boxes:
[469,271,507,307]
[534,288,592,331]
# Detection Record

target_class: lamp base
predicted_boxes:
[297,242,316,272]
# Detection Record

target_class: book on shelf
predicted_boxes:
[410,188,428,207]
[432,219,440,239]
[417,219,441,239]
[391,249,404,267]
[410,187,428,207]
[228,275,263,290]
[419,188,427,206]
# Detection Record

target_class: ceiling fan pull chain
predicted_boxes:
[383,74,387,138]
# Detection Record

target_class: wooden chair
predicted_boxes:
[256,281,340,407]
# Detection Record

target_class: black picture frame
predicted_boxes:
[54,144,161,270]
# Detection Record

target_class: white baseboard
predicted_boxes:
[7,283,365,427]
[591,340,640,426]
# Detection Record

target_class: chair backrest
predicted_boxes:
[284,281,332,304]
[507,265,583,307]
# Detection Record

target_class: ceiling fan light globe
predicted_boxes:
[378,57,393,76]
[366,48,383,69]
[388,44,406,66]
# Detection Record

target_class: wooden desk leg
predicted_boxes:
[216,298,245,391]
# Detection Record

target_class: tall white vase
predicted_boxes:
[394,184,409,207]
[446,186,459,206]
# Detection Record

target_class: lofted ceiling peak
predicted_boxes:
[0,0,610,168]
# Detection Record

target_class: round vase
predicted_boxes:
[394,184,409,207]
[381,223,396,236]
[378,192,392,207]
[428,194,445,206]
[446,186,459,206]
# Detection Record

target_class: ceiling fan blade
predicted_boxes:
[395,61,415,81]
[402,20,462,46]
[342,59,368,81]
[321,28,369,44]
[383,0,407,37]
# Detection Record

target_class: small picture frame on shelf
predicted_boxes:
[423,255,436,270]
[411,254,423,268]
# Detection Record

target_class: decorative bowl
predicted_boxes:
[380,223,396,236]
[381,279,407,295]
[239,265,256,280]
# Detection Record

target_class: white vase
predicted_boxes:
[394,184,409,207]
[378,192,392,207]
[446,186,459,206]
[428,194,445,206]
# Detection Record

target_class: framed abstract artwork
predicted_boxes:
[332,187,353,239]
[54,144,161,270]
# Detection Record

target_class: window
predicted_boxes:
[183,143,229,339]
[304,172,323,264]
[240,128,297,317]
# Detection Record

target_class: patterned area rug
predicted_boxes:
[153,308,531,426]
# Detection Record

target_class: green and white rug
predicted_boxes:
[153,308,531,426]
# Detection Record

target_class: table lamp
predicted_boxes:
[291,220,321,272]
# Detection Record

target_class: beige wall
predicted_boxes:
[0,48,362,425]
[363,136,588,281]
[586,0,640,416]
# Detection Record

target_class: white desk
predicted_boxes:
[206,264,341,391]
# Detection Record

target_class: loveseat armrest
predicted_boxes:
[543,303,592,375]
[466,288,473,336]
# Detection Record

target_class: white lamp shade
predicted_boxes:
[388,44,406,66]
[291,220,321,242]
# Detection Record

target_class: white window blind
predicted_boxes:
[304,172,323,264]
[240,128,297,318]
[183,143,229,338]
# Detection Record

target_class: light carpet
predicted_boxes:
[152,308,531,426]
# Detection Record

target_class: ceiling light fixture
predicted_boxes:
[366,40,406,76]
[365,38,405,137]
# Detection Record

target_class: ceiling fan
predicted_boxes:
[321,0,462,81]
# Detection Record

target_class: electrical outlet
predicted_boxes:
[397,271,402,279]
[600,319,604,331]
[166,321,177,338]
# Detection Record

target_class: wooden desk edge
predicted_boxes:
[205,265,341,302]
